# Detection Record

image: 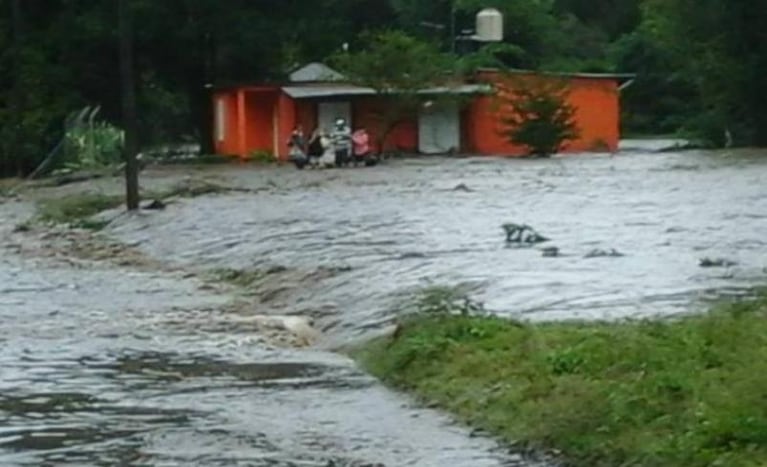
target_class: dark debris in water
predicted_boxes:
[73,351,370,393]
[584,248,625,258]
[502,223,550,244]
[210,264,352,292]
[541,247,560,257]
[0,392,98,415]
[325,461,386,467]
[452,183,474,192]
[0,426,142,453]
[108,351,328,383]
[699,257,738,268]
[142,198,167,210]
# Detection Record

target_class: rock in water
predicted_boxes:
[541,246,560,257]
[523,231,549,244]
[452,183,473,192]
[699,257,737,268]
[143,199,166,210]
[502,223,550,244]
[584,248,624,258]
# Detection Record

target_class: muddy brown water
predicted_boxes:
[2,144,766,466]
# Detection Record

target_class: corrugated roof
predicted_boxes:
[289,63,346,83]
[478,67,636,81]
[282,84,491,99]
[418,84,492,95]
[282,85,376,98]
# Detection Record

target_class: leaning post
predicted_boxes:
[118,0,140,210]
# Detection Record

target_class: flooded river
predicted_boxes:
[111,147,766,332]
[1,146,766,465]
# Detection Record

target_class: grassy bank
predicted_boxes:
[37,193,122,229]
[356,290,767,466]
[28,179,240,230]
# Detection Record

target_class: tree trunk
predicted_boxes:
[118,0,140,210]
[10,0,24,176]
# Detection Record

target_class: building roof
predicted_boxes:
[419,84,492,95]
[478,67,636,82]
[282,83,491,99]
[289,63,345,83]
[282,84,373,98]
[216,62,635,94]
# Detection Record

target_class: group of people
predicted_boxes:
[288,118,377,169]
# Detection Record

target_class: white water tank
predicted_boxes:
[475,8,503,42]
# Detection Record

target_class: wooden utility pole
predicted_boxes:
[10,0,24,176]
[118,0,140,210]
[199,31,216,155]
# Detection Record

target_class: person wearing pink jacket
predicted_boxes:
[352,127,377,167]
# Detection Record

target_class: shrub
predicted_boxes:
[62,117,124,170]
[496,75,580,157]
[249,149,275,164]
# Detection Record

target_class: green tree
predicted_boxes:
[0,0,76,177]
[496,75,579,157]
[330,30,458,152]
[641,0,767,145]
[553,0,640,40]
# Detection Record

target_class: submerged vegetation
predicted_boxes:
[357,288,767,467]
[37,193,122,229]
[209,266,287,289]
[28,178,241,230]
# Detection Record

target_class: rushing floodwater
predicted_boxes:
[112,148,767,333]
[2,145,766,465]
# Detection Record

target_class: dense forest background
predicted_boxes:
[2,0,766,176]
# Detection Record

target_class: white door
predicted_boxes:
[418,103,460,154]
[318,102,351,133]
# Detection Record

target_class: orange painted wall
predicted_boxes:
[466,72,620,156]
[352,98,418,152]
[275,92,296,161]
[216,73,620,159]
[564,78,619,152]
[213,88,280,159]
[243,91,277,156]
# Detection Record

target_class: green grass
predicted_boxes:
[356,291,767,467]
[31,179,234,231]
[151,179,233,199]
[37,193,122,229]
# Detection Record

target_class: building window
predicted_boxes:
[215,98,226,142]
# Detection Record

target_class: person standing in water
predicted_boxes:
[307,128,324,168]
[288,124,307,169]
[330,118,352,167]
[352,127,374,167]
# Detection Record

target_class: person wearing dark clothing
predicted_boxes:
[288,125,307,169]
[307,128,324,168]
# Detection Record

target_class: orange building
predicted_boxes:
[212,63,634,160]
